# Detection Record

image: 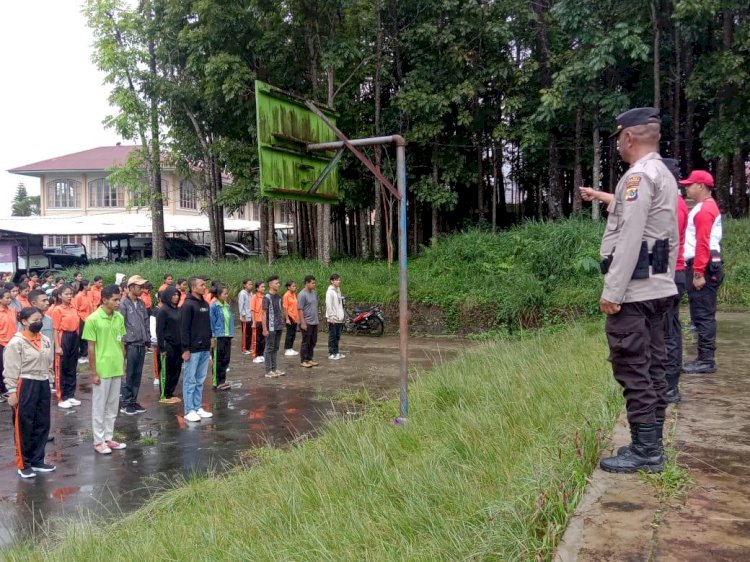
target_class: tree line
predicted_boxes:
[86,0,750,263]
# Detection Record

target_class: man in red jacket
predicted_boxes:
[680,170,723,374]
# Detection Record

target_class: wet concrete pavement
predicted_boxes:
[0,334,467,547]
[556,311,750,561]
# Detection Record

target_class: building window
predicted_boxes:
[179,180,197,210]
[46,179,80,208]
[88,178,124,208]
[160,179,169,206]
[44,235,83,248]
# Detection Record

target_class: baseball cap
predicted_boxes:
[127,275,148,286]
[678,170,714,189]
[610,107,661,138]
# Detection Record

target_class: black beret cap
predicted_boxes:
[610,107,661,138]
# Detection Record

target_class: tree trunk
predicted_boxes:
[359,208,369,259]
[477,137,484,219]
[732,149,746,217]
[651,0,661,109]
[672,10,681,160]
[592,127,602,220]
[372,1,384,261]
[267,202,276,264]
[147,32,165,260]
[573,108,583,213]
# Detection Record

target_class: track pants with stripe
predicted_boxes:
[13,378,51,470]
[213,337,232,386]
[60,331,80,400]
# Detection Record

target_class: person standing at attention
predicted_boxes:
[5,307,56,477]
[596,107,678,474]
[0,287,18,401]
[119,275,150,416]
[83,285,128,455]
[262,276,284,378]
[283,280,299,356]
[209,283,234,391]
[156,285,183,404]
[179,277,214,423]
[90,276,104,309]
[297,275,319,369]
[325,274,345,361]
[73,279,94,363]
[251,281,266,364]
[51,284,81,409]
[680,170,723,375]
[238,279,253,355]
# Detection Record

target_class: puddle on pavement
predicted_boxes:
[0,334,466,547]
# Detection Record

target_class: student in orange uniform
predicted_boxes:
[51,284,81,409]
[16,282,31,309]
[90,276,104,308]
[157,274,173,301]
[250,280,266,363]
[202,278,217,306]
[139,281,154,315]
[0,286,17,399]
[176,279,188,307]
[73,279,95,362]
[283,280,299,356]
[28,273,39,291]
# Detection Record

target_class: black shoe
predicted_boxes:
[617,417,664,455]
[31,463,56,473]
[601,423,664,474]
[133,403,147,413]
[665,387,682,403]
[682,360,716,374]
[120,405,137,416]
[17,468,36,479]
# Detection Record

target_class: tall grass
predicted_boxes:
[69,217,750,332]
[7,322,621,561]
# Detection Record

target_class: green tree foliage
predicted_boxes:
[11,183,40,216]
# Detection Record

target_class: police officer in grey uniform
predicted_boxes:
[598,107,679,474]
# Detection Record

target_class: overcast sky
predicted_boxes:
[0,0,122,215]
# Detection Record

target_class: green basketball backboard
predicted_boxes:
[255,80,340,203]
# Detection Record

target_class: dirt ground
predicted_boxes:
[0,333,467,547]
[556,311,750,561]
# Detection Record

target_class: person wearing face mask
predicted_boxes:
[5,307,56,478]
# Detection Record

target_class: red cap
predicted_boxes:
[678,170,714,188]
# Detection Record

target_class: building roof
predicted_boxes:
[8,146,143,176]
[0,213,284,236]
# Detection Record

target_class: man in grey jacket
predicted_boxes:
[119,275,150,416]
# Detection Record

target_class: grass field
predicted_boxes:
[7,322,620,561]
[68,217,750,333]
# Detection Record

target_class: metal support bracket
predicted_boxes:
[308,148,345,195]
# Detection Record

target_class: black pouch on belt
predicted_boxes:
[631,241,650,279]
[651,238,669,274]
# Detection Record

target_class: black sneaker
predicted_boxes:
[120,405,137,415]
[133,403,146,413]
[31,463,56,473]
[18,468,36,479]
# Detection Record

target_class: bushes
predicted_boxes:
[71,217,750,333]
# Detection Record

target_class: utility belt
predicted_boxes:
[600,239,670,279]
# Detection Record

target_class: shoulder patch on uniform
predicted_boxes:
[625,186,639,202]
[626,175,641,187]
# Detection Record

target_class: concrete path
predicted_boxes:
[556,312,750,561]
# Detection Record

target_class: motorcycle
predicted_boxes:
[343,299,385,336]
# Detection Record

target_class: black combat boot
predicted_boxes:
[665,386,681,403]
[601,423,664,474]
[682,359,716,374]
[617,417,663,455]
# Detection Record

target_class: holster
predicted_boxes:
[631,241,650,279]
[651,239,669,274]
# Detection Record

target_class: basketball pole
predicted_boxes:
[305,117,409,423]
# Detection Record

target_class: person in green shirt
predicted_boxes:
[82,285,127,455]
[209,283,234,391]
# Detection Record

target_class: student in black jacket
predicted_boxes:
[156,286,183,404]
[179,277,214,423]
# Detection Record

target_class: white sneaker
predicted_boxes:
[68,398,81,406]
[184,411,201,422]
[242,350,252,355]
[329,354,338,360]
[58,399,73,409]
[284,349,295,356]
[196,408,213,418]
[78,357,88,364]
[153,379,160,385]
[335,353,346,360]
[253,356,265,363]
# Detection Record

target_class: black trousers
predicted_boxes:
[285,322,298,350]
[161,341,183,398]
[686,260,724,362]
[300,324,318,362]
[605,297,670,424]
[0,345,7,394]
[13,378,51,470]
[78,320,88,357]
[121,343,145,406]
[664,271,687,390]
[254,321,266,357]
[242,321,253,353]
[328,322,343,355]
[60,331,80,400]
[213,337,232,386]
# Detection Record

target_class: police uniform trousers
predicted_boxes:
[685,259,724,362]
[605,297,671,424]
[664,270,687,390]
